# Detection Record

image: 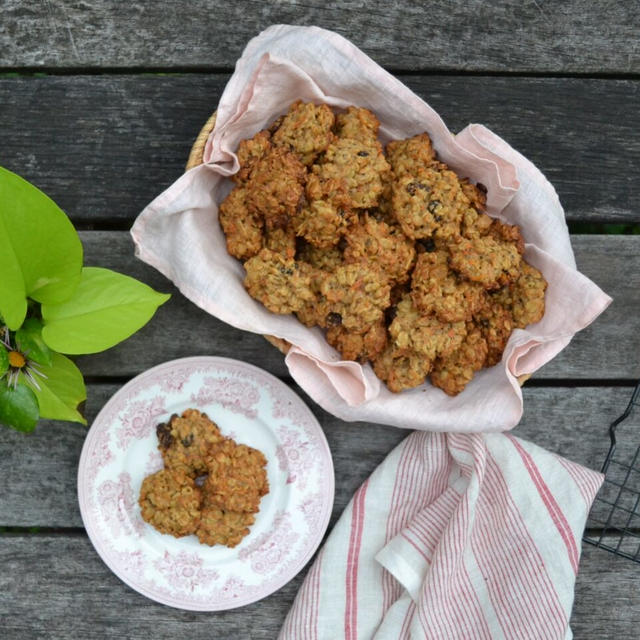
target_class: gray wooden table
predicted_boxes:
[1,2,639,638]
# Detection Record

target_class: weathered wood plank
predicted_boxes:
[68,232,631,380]
[0,384,624,528]
[2,1,638,73]
[1,75,638,224]
[0,535,636,638]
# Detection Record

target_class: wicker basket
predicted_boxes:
[185,113,530,385]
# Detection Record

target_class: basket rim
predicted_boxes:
[185,111,217,171]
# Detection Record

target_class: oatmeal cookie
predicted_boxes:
[202,439,269,513]
[139,469,201,537]
[196,506,255,548]
[294,195,355,248]
[335,106,380,142]
[372,343,432,392]
[294,264,330,328]
[297,241,343,272]
[264,224,297,259]
[343,214,416,284]
[391,167,470,241]
[233,129,272,184]
[488,219,525,255]
[448,235,522,290]
[410,250,486,322]
[272,101,335,165]
[244,248,315,314]
[474,299,514,366]
[372,174,397,225]
[326,319,388,363]
[319,262,391,331]
[157,409,225,477]
[494,262,546,328]
[313,137,390,209]
[459,178,487,212]
[389,295,467,361]
[430,325,489,396]
[386,133,436,177]
[461,208,494,239]
[218,186,264,261]
[245,147,307,229]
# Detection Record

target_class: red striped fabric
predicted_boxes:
[473,452,567,638]
[508,435,580,574]
[279,432,603,640]
[345,478,369,640]
[554,451,604,508]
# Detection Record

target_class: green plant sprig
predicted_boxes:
[0,167,170,432]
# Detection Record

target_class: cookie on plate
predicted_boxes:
[139,469,202,537]
[157,409,225,477]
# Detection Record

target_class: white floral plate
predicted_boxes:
[77,356,334,610]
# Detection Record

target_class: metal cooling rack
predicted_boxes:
[583,380,640,562]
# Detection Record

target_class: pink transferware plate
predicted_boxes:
[77,356,334,610]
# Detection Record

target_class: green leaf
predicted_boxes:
[23,351,87,425]
[0,383,40,432]
[0,167,83,330]
[0,346,8,377]
[41,267,170,355]
[15,317,52,366]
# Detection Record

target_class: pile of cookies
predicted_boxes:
[139,409,269,547]
[218,101,547,395]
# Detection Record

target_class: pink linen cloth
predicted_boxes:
[131,23,611,433]
[280,431,603,640]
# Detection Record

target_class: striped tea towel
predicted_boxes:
[280,431,603,639]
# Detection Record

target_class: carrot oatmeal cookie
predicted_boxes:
[391,166,470,241]
[474,298,514,367]
[343,214,416,285]
[326,320,388,363]
[335,106,380,142]
[294,178,356,248]
[244,248,315,314]
[319,262,391,331]
[196,506,256,548]
[372,175,397,225]
[264,224,297,259]
[386,133,436,177]
[389,295,467,361]
[233,129,272,184]
[139,469,201,537]
[157,409,225,477]
[459,178,487,212]
[461,207,494,239]
[294,266,331,328]
[448,235,522,290]
[218,186,264,261]
[494,262,547,328]
[312,136,390,209]
[245,147,307,230]
[410,250,486,322]
[272,100,335,165]
[488,219,525,255]
[202,439,269,513]
[430,324,489,396]
[297,241,343,272]
[372,343,432,392]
